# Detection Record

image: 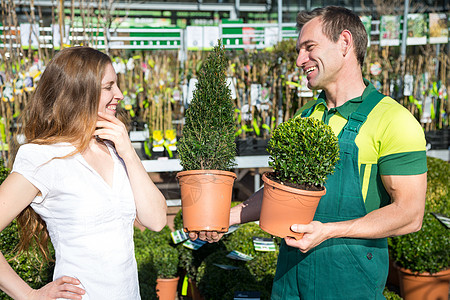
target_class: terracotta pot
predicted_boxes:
[156,277,179,300]
[259,172,325,240]
[176,170,237,232]
[395,264,450,300]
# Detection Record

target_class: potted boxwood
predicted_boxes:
[134,226,179,300]
[151,244,180,300]
[259,117,340,239]
[176,41,237,233]
[388,157,450,300]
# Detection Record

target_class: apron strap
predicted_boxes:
[340,91,386,142]
[299,100,318,118]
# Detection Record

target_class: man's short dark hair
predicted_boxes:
[296,6,368,66]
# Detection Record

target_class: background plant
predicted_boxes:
[195,222,280,300]
[196,250,263,300]
[150,244,178,279]
[388,157,449,274]
[267,117,340,189]
[222,222,279,287]
[177,41,236,171]
[173,209,226,280]
[174,208,280,299]
[383,287,402,300]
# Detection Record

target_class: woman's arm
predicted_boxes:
[0,173,86,299]
[0,173,38,299]
[96,112,167,231]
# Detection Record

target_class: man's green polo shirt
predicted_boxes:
[295,80,427,213]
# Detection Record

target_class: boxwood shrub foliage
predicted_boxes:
[222,222,279,287]
[388,157,449,274]
[177,40,236,171]
[267,117,339,189]
[150,243,178,279]
[383,287,402,300]
[0,159,54,300]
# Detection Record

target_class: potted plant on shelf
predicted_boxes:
[176,40,237,233]
[388,157,450,300]
[259,117,340,239]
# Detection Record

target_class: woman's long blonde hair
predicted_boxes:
[16,47,112,260]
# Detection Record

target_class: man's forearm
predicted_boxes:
[324,173,427,240]
[325,198,424,240]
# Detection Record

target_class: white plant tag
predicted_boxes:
[171,229,189,244]
[183,238,206,250]
[252,237,276,252]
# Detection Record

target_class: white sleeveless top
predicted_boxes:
[12,142,140,300]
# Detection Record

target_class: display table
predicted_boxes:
[142,156,271,205]
[141,155,270,172]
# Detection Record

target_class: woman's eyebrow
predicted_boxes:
[102,80,115,86]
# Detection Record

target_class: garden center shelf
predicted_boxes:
[142,155,270,200]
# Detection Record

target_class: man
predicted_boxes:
[191,6,427,299]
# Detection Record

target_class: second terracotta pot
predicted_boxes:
[177,169,237,232]
[259,172,326,240]
[156,277,180,300]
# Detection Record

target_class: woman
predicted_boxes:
[0,47,167,299]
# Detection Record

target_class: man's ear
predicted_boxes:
[340,30,353,57]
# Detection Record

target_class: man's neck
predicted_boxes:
[324,74,366,109]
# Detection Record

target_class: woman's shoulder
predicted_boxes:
[19,142,73,151]
[16,142,76,162]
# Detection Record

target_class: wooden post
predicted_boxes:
[59,0,65,49]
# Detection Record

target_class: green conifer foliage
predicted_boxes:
[178,41,236,170]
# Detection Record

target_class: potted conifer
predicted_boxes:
[176,41,237,233]
[259,117,340,239]
[388,157,450,300]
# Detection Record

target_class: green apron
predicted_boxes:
[271,91,388,299]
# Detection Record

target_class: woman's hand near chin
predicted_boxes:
[94,112,135,160]
[95,111,167,231]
